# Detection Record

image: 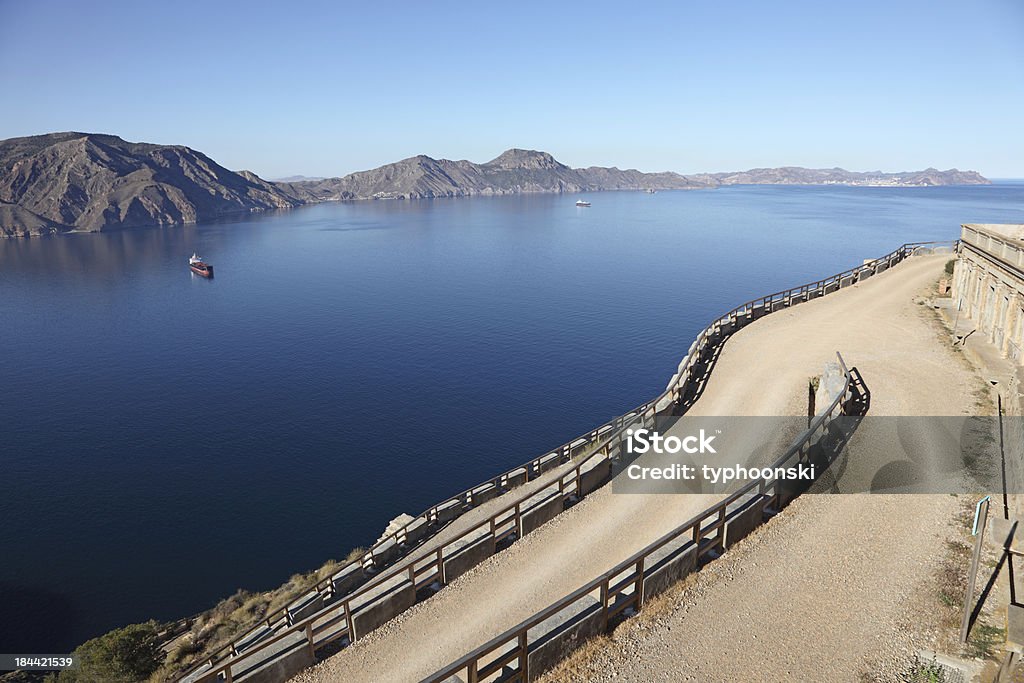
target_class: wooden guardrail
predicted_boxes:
[178,240,954,682]
[423,352,867,683]
[181,405,658,681]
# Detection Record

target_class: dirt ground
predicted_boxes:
[294,254,992,683]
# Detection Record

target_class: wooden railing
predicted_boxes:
[181,409,660,680]
[424,352,867,683]
[177,240,953,682]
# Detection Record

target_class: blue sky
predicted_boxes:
[1,0,1021,178]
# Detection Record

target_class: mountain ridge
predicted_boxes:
[0,132,992,237]
[0,132,303,237]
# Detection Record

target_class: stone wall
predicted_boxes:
[952,224,1024,363]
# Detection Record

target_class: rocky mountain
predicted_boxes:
[278,148,716,202]
[705,166,990,187]
[0,132,303,237]
[0,133,993,238]
[279,152,989,203]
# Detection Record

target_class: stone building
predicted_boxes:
[952,223,1024,364]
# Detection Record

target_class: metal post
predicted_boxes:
[1000,394,1010,520]
[519,631,529,682]
[807,380,816,429]
[961,497,990,642]
[1010,551,1017,606]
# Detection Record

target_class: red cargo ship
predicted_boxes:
[189,253,214,278]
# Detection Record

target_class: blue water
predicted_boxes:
[1,184,1022,651]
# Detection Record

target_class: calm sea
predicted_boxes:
[1,184,1022,651]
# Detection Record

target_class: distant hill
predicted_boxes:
[271,174,325,183]
[0,132,303,237]
[0,133,993,237]
[277,148,715,202]
[703,166,990,187]
[279,151,990,201]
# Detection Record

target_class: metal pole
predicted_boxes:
[807,380,815,429]
[961,497,990,642]
[952,296,962,339]
[1001,394,1010,520]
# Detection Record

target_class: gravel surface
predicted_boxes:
[294,254,986,683]
[541,492,962,683]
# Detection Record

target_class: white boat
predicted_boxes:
[575,199,591,207]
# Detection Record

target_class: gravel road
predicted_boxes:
[542,492,962,683]
[294,253,984,683]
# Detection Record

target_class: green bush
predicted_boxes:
[57,621,163,683]
[945,258,956,275]
[901,654,946,682]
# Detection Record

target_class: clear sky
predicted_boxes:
[1,0,1021,178]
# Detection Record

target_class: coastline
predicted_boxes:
[0,182,999,240]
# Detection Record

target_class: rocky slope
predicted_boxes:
[0,132,993,237]
[280,151,990,202]
[278,148,716,201]
[0,132,303,237]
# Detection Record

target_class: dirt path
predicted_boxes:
[294,253,986,683]
[543,492,964,683]
[537,253,991,682]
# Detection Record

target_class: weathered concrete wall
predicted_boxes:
[537,453,560,473]
[404,516,430,545]
[471,482,500,506]
[526,595,604,681]
[372,536,402,566]
[642,537,698,600]
[329,563,366,599]
[724,494,768,549]
[234,624,274,654]
[218,632,314,683]
[286,591,323,625]
[520,486,565,536]
[578,454,611,496]
[442,528,496,583]
[434,499,462,525]
[505,467,528,488]
[350,575,417,640]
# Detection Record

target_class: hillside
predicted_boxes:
[0,133,993,237]
[280,152,990,202]
[0,132,303,237]
[278,148,715,201]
